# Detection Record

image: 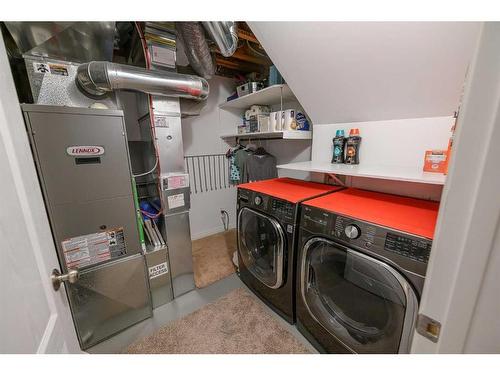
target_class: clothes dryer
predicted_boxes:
[297,188,439,353]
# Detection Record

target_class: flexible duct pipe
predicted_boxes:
[202,21,238,57]
[176,22,215,80]
[76,61,209,100]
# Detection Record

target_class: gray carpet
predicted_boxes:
[124,288,311,354]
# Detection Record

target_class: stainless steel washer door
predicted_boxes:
[300,237,418,353]
[238,207,285,289]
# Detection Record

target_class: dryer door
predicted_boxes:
[300,238,418,353]
[238,207,285,289]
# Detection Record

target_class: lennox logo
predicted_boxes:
[66,146,105,157]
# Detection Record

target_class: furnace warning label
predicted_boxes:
[151,45,176,67]
[153,116,169,128]
[33,62,50,74]
[61,228,126,269]
[32,62,69,76]
[167,193,185,209]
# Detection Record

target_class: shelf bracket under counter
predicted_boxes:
[326,173,347,187]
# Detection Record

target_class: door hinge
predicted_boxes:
[416,313,441,343]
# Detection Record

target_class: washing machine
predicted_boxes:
[296,188,439,353]
[237,178,343,323]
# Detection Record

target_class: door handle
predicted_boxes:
[51,268,79,291]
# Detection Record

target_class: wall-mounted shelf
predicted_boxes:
[219,84,296,110]
[221,130,312,141]
[277,161,446,185]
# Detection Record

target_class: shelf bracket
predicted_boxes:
[326,173,346,187]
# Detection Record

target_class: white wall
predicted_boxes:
[310,117,453,200]
[182,76,239,239]
[250,22,480,201]
[183,76,240,156]
[182,77,313,239]
[311,117,453,167]
[250,22,480,124]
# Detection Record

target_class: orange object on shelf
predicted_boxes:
[423,150,448,174]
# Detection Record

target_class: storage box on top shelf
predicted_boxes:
[237,82,264,98]
[269,65,285,86]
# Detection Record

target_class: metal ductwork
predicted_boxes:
[76,61,209,100]
[175,22,215,80]
[4,22,115,63]
[202,21,238,57]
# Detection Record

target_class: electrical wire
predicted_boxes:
[140,209,162,220]
[132,157,158,178]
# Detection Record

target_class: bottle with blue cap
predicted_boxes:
[331,129,346,164]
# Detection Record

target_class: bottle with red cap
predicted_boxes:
[345,128,362,165]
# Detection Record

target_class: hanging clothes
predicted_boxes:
[226,145,243,184]
[246,148,278,182]
[227,143,278,184]
[234,148,252,184]
[229,154,240,184]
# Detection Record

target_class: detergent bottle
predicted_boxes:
[331,130,346,163]
[345,128,362,165]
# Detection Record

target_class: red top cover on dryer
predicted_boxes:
[303,188,440,239]
[238,178,342,204]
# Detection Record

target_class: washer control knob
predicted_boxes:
[345,224,361,239]
[254,196,263,206]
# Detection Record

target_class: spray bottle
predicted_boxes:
[345,128,362,165]
[331,130,346,163]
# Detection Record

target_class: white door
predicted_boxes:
[0,34,81,354]
[411,23,500,353]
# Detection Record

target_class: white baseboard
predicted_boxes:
[190,224,236,241]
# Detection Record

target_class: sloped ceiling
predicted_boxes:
[249,22,481,125]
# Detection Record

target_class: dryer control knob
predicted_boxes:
[345,224,361,239]
[254,196,263,206]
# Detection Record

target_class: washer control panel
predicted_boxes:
[238,189,296,225]
[254,195,263,206]
[270,198,295,222]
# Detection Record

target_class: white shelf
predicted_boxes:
[221,130,312,141]
[219,84,296,110]
[276,161,446,185]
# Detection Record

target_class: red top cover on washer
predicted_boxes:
[303,188,440,239]
[238,178,342,204]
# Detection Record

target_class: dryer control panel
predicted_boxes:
[383,233,431,263]
[301,205,432,277]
